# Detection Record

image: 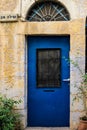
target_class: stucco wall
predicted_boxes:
[0,0,86,129]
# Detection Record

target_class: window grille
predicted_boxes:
[37,49,61,87]
[26,1,70,21]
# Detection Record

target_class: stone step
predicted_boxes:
[25,127,70,130]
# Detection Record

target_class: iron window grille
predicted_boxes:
[37,49,61,87]
[26,1,70,21]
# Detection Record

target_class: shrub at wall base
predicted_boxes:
[0,95,23,130]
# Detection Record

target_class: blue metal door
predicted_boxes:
[27,36,70,127]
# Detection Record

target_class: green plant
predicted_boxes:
[70,60,87,120]
[0,95,23,130]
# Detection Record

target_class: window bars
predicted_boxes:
[37,49,61,87]
[26,1,70,21]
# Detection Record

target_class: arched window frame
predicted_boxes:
[26,1,70,21]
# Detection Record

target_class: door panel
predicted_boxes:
[27,36,70,127]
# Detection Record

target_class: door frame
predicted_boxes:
[16,17,85,129]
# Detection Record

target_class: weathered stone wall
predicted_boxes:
[0,0,20,14]
[0,0,86,129]
[0,22,26,126]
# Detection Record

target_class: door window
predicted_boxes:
[37,49,61,87]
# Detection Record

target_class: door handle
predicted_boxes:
[63,78,70,82]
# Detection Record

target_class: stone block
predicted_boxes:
[69,19,85,35]
[70,34,85,56]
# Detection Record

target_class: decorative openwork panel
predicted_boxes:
[37,49,61,87]
[26,1,70,21]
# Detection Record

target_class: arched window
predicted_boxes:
[26,1,70,21]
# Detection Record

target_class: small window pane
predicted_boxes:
[37,49,61,87]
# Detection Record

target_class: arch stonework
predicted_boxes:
[26,1,70,21]
[22,0,80,20]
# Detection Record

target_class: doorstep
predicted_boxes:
[25,127,70,130]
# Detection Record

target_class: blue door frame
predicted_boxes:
[27,36,70,127]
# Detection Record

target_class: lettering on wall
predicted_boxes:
[0,14,18,22]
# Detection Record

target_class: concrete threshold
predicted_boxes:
[25,127,70,130]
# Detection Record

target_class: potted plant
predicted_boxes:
[71,60,87,130]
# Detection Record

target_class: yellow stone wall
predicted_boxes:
[0,0,20,14]
[0,0,86,129]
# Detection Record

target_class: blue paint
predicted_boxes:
[27,36,70,127]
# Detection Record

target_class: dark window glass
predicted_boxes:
[37,49,61,87]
